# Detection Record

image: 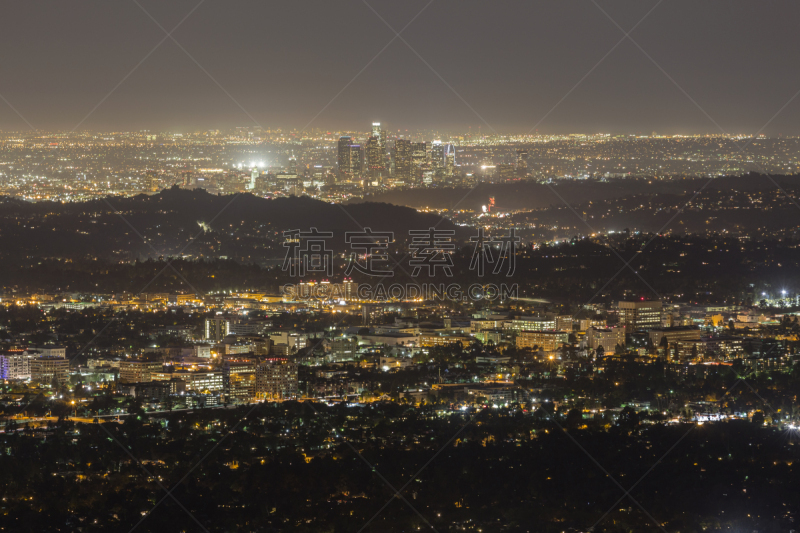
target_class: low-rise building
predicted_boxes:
[331,337,358,362]
[506,316,556,332]
[648,326,701,347]
[255,360,298,400]
[419,333,471,348]
[516,331,569,352]
[119,360,163,383]
[31,356,69,385]
[586,327,626,351]
[117,379,186,399]
[223,360,256,402]
[0,350,36,380]
[171,370,223,393]
[34,345,67,358]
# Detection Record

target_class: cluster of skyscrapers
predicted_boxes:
[337,123,457,185]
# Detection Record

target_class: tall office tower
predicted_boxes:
[182,172,195,188]
[444,143,455,176]
[348,143,362,179]
[410,141,428,176]
[495,163,516,180]
[394,139,428,182]
[337,136,362,181]
[288,151,297,174]
[337,136,352,180]
[615,300,663,333]
[516,149,529,177]
[394,138,413,181]
[366,122,387,181]
[147,172,160,192]
[205,317,231,342]
[248,168,258,190]
[380,129,388,169]
[366,137,386,180]
[255,360,298,400]
[430,140,445,171]
[342,278,358,300]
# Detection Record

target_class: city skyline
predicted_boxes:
[3,3,800,532]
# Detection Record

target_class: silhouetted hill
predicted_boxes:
[352,174,800,211]
[0,187,469,264]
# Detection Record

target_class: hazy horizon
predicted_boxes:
[0,128,797,139]
[2,0,800,134]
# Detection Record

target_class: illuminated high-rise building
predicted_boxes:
[430,140,454,175]
[205,317,231,342]
[411,141,428,173]
[365,122,387,180]
[516,149,529,177]
[147,172,160,193]
[337,136,352,180]
[248,168,258,190]
[444,143,455,176]
[615,300,663,333]
[430,141,445,171]
[366,136,382,179]
[337,136,362,181]
[349,144,362,178]
[394,139,412,181]
[394,139,427,182]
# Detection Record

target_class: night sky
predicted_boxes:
[2,0,800,134]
